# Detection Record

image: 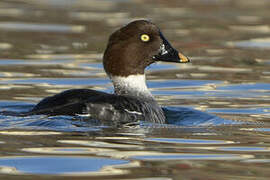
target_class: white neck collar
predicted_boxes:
[111,74,153,99]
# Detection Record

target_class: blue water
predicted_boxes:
[0,156,129,175]
[1,0,270,179]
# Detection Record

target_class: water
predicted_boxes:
[1,0,270,179]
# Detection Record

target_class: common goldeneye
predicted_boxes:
[27,20,190,124]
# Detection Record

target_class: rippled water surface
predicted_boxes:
[1,0,270,179]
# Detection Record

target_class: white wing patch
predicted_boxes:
[76,113,91,117]
[124,109,143,115]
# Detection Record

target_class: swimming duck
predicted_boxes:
[28,20,190,124]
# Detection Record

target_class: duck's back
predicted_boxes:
[28,89,165,124]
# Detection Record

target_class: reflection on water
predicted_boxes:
[145,138,234,144]
[227,37,270,49]
[1,0,270,179]
[0,130,62,135]
[0,156,130,175]
[199,146,270,152]
[22,147,117,154]
[58,140,143,149]
[0,22,85,33]
[131,154,253,161]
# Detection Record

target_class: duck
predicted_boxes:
[26,20,190,124]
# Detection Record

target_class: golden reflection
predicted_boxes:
[144,138,234,145]
[98,151,165,159]
[117,132,146,136]
[175,29,190,36]
[70,12,129,21]
[198,66,252,73]
[0,164,130,176]
[0,8,24,17]
[0,43,13,50]
[20,0,116,10]
[58,140,142,148]
[21,147,117,154]
[243,159,270,163]
[26,53,102,60]
[0,85,31,90]
[106,18,136,27]
[239,128,257,131]
[65,162,136,176]
[60,169,129,176]
[261,76,270,79]
[198,84,217,90]
[209,101,231,105]
[98,151,253,161]
[39,69,95,76]
[126,178,172,180]
[194,106,208,111]
[205,49,226,55]
[0,166,18,174]
[251,37,270,42]
[0,22,85,33]
[236,16,262,23]
[229,25,270,33]
[96,136,140,140]
[0,131,62,136]
[192,133,218,135]
[65,161,140,177]
[193,146,270,152]
[153,7,189,16]
[14,97,43,101]
[190,73,208,78]
[1,72,35,77]
[250,114,268,118]
[189,56,222,61]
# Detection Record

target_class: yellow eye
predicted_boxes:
[140,34,150,42]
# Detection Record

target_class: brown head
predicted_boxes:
[103,20,189,77]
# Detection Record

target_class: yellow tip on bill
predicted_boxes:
[178,52,190,63]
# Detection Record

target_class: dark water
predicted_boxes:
[1,0,270,179]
